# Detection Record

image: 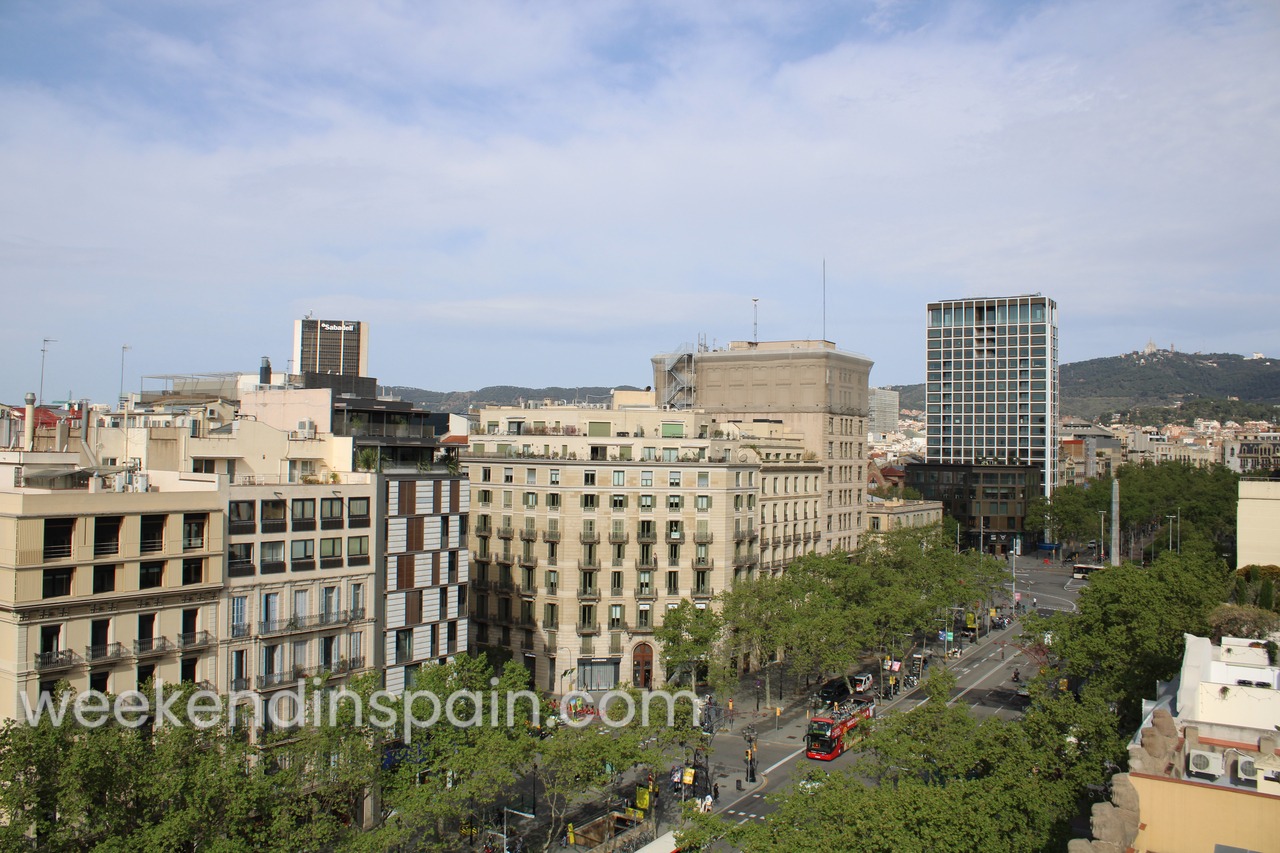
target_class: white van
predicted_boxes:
[853,673,874,693]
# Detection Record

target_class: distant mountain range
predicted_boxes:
[385,385,638,414]
[390,350,1280,424]
[885,350,1280,422]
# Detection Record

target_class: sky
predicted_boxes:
[2,0,1278,405]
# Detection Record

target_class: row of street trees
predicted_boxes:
[658,524,1010,699]
[675,460,1246,850]
[0,658,702,853]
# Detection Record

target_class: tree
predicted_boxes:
[653,599,725,690]
[1207,603,1280,641]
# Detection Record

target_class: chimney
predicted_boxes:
[260,357,272,385]
[23,392,36,451]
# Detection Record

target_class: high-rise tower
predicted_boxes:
[924,295,1058,497]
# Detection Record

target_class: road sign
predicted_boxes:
[1015,592,1022,602]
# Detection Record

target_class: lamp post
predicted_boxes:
[1176,506,1181,555]
[38,338,57,406]
[1166,515,1175,553]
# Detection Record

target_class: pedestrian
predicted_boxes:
[1000,647,1005,660]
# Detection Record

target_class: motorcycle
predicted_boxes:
[1012,669,1021,683]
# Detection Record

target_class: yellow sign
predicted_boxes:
[682,768,696,785]
[567,824,575,844]
[636,788,650,810]
[989,608,998,619]
[965,612,976,629]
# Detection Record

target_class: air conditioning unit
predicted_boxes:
[1188,749,1225,777]
[1238,757,1259,780]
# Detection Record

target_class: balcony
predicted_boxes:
[577,586,600,602]
[348,514,371,529]
[692,586,714,600]
[228,559,256,578]
[759,536,770,548]
[694,531,714,544]
[471,578,491,592]
[260,560,286,575]
[178,631,215,650]
[290,558,316,572]
[609,531,630,545]
[93,540,120,557]
[292,517,316,532]
[230,676,251,691]
[693,558,715,569]
[518,554,539,569]
[34,649,81,670]
[519,528,538,542]
[320,556,344,569]
[134,637,175,658]
[578,557,600,570]
[228,519,256,535]
[579,531,600,545]
[733,554,759,569]
[609,585,625,597]
[631,622,654,634]
[577,621,600,635]
[608,634,624,655]
[496,527,515,539]
[42,543,73,561]
[256,671,294,690]
[580,637,595,655]
[634,586,657,600]
[230,622,251,639]
[84,642,128,663]
[636,530,657,544]
[476,526,492,538]
[542,529,561,543]
[734,529,749,543]
[665,531,683,544]
[515,580,537,597]
[634,558,658,570]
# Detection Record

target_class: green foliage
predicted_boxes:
[1260,578,1276,611]
[355,446,381,472]
[653,599,726,690]
[1034,545,1229,728]
[1207,603,1280,642]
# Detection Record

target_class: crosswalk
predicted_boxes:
[723,793,768,823]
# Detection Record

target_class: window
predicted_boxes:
[182,513,207,550]
[347,497,370,521]
[320,497,343,527]
[637,605,651,628]
[639,495,654,512]
[351,583,365,615]
[523,492,538,508]
[261,500,286,532]
[291,499,316,529]
[611,494,627,510]
[229,501,255,533]
[477,489,492,506]
[396,629,413,665]
[230,596,248,637]
[527,468,537,485]
[667,495,682,511]
[609,604,624,629]
[583,471,596,486]
[550,469,560,485]
[503,467,514,483]
[348,535,369,557]
[613,470,625,486]
[181,558,204,585]
[261,541,285,565]
[320,538,342,558]
[42,568,73,598]
[695,495,710,512]
[93,565,117,594]
[666,571,679,594]
[641,471,653,487]
[139,561,165,589]
[697,471,709,487]
[668,471,681,487]
[547,493,561,510]
[481,467,491,482]
[582,494,598,510]
[291,540,315,560]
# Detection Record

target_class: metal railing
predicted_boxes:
[178,630,215,649]
[85,642,127,663]
[35,648,81,669]
[134,637,174,657]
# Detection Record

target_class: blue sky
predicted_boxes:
[2,0,1278,404]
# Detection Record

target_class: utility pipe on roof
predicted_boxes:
[23,392,35,451]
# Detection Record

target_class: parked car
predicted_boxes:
[852,673,874,693]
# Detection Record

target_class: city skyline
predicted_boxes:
[3,1,1278,405]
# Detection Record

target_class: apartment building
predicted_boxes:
[864,496,944,533]
[0,431,226,720]
[869,387,901,438]
[652,339,874,554]
[464,393,815,692]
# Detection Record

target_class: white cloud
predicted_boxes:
[1,0,1277,401]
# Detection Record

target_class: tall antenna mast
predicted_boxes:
[39,338,57,405]
[752,298,759,343]
[822,259,827,341]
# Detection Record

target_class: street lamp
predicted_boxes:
[1166,515,1175,553]
[1176,506,1181,555]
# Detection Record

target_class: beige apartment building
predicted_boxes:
[864,496,945,534]
[652,339,873,553]
[0,446,226,720]
[465,391,821,692]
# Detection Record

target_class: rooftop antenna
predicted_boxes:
[822,259,827,342]
[119,345,131,409]
[39,338,57,406]
[752,298,759,343]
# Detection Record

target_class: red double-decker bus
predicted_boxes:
[805,699,876,760]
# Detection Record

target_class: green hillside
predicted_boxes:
[883,350,1280,421]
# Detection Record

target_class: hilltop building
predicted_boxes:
[869,387,900,438]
